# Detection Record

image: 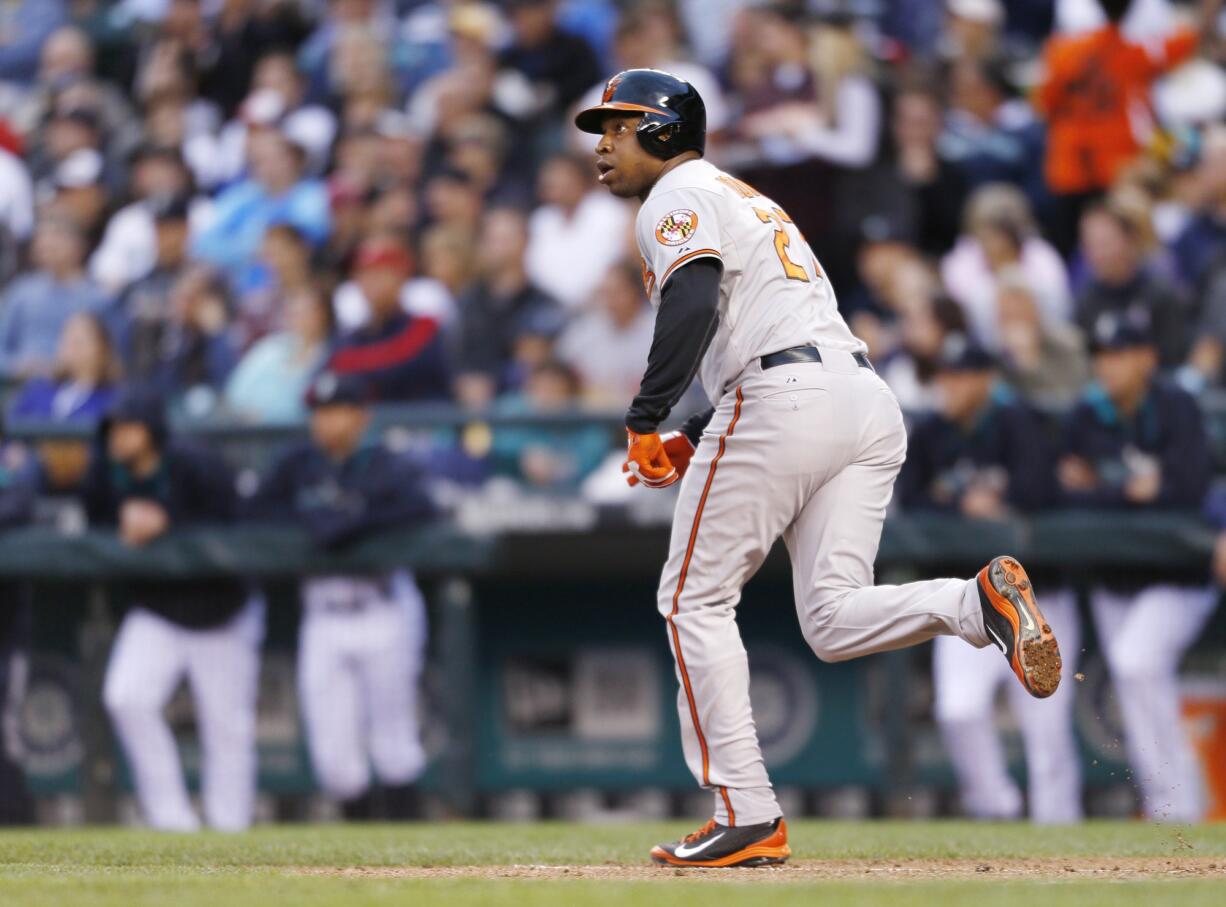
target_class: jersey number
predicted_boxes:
[753,207,810,283]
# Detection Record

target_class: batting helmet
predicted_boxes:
[574,69,706,160]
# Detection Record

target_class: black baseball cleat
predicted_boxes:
[650,817,790,868]
[978,556,1062,698]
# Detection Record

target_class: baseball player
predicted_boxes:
[1059,314,1216,822]
[897,338,1083,823]
[251,372,433,819]
[575,70,1064,867]
[91,387,263,832]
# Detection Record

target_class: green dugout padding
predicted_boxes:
[5,512,1221,808]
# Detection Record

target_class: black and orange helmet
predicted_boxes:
[574,68,706,160]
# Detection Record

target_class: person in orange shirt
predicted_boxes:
[1035,0,1209,254]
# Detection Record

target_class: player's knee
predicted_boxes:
[1104,645,1168,685]
[102,674,160,721]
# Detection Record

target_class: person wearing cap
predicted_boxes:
[0,215,111,380]
[250,371,434,819]
[1076,195,1188,369]
[88,386,264,832]
[1059,310,1216,822]
[324,235,449,403]
[454,207,561,408]
[896,335,1081,824]
[500,0,603,118]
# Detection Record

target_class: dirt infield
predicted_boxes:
[293,857,1226,883]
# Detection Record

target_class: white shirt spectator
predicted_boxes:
[89,196,211,293]
[556,301,655,405]
[940,236,1072,352]
[0,148,34,241]
[526,191,631,310]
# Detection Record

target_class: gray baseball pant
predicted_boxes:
[658,350,991,826]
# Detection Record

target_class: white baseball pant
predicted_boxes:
[934,588,1083,823]
[1090,584,1217,822]
[298,570,428,800]
[658,353,991,826]
[103,596,264,832]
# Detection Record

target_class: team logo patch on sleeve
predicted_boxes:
[655,209,698,246]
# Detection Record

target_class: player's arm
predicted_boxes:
[623,259,721,488]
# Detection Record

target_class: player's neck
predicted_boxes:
[639,152,701,202]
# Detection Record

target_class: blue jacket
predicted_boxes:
[1059,378,1210,511]
[897,386,1058,514]
[250,442,434,550]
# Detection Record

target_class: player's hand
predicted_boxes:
[623,430,678,488]
[119,499,170,547]
[625,431,694,487]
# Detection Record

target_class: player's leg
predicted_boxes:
[187,596,263,831]
[651,386,813,864]
[361,578,429,802]
[1005,587,1083,823]
[101,608,197,831]
[1091,584,1216,821]
[298,609,371,803]
[787,373,1060,698]
[933,635,1022,819]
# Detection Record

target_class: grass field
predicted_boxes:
[2,820,1225,906]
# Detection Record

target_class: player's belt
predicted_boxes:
[760,345,873,372]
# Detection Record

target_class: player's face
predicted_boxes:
[108,421,155,466]
[593,114,662,199]
[935,370,994,422]
[1094,347,1157,403]
[310,404,371,459]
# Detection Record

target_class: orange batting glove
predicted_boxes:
[623,429,678,488]
[625,431,695,487]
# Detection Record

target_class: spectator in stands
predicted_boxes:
[89,146,200,293]
[1076,195,1189,368]
[500,0,602,120]
[92,387,262,832]
[996,274,1091,407]
[0,215,110,380]
[145,266,241,407]
[743,14,881,171]
[941,183,1071,351]
[1035,0,1202,254]
[235,223,317,350]
[944,0,1005,60]
[1058,312,1215,822]
[420,224,477,299]
[250,372,433,819]
[888,79,967,258]
[225,287,333,424]
[423,167,484,241]
[940,55,1046,205]
[192,127,330,280]
[1171,125,1226,293]
[557,261,655,406]
[117,194,192,372]
[208,49,337,186]
[324,237,449,402]
[878,293,969,412]
[492,359,609,490]
[526,153,631,310]
[0,0,66,84]
[8,312,118,425]
[0,145,34,249]
[455,207,560,407]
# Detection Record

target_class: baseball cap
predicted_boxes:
[935,333,996,373]
[306,371,372,409]
[352,239,414,274]
[1089,309,1155,354]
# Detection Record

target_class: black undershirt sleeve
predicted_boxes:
[625,257,722,435]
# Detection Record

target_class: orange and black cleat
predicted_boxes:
[978,556,1062,698]
[650,817,790,868]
